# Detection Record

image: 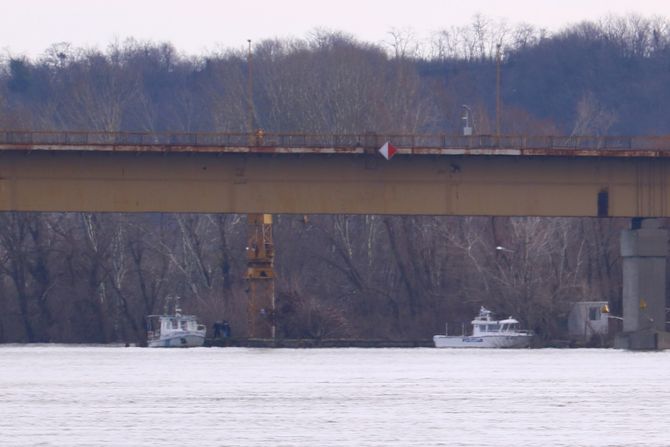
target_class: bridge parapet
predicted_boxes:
[1,130,670,156]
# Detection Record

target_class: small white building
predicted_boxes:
[568,301,609,340]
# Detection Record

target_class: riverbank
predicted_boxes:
[205,338,434,348]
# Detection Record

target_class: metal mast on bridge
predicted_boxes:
[244,41,275,339]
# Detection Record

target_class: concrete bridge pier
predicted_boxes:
[614,219,670,350]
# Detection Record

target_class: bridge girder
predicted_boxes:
[0,150,667,217]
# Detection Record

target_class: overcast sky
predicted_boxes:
[2,0,670,58]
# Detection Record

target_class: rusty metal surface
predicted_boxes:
[245,214,275,339]
[0,149,669,217]
[2,130,670,157]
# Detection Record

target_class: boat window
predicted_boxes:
[181,320,188,330]
[588,306,601,321]
[171,319,178,329]
[487,324,500,332]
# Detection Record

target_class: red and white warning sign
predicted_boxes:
[378,141,397,160]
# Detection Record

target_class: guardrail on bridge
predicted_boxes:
[1,130,670,152]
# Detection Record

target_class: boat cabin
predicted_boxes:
[146,314,206,340]
[470,308,522,337]
[145,295,207,348]
[160,315,201,333]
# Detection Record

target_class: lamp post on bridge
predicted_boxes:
[495,43,502,138]
[462,105,473,136]
[247,39,254,139]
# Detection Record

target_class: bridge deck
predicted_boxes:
[1,131,670,157]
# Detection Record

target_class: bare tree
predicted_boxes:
[450,217,588,339]
[571,91,617,136]
[0,213,58,342]
[386,27,422,59]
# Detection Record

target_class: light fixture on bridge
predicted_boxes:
[462,105,473,136]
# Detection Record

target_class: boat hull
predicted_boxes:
[148,332,205,348]
[433,334,532,348]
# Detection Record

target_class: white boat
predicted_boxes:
[146,298,206,348]
[433,307,532,348]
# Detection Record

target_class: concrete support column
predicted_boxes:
[616,219,670,349]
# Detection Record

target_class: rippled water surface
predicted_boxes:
[1,346,669,446]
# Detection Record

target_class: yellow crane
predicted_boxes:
[245,213,275,339]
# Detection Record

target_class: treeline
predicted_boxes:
[3,15,670,135]
[0,15,665,343]
[0,213,626,344]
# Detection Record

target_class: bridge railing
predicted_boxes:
[1,130,669,152]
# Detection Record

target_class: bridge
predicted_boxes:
[1,130,670,217]
[1,130,669,348]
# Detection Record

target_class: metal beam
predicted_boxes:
[0,149,668,217]
[245,213,275,339]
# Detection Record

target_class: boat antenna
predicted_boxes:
[163,295,171,315]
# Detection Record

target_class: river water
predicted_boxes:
[0,346,668,447]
